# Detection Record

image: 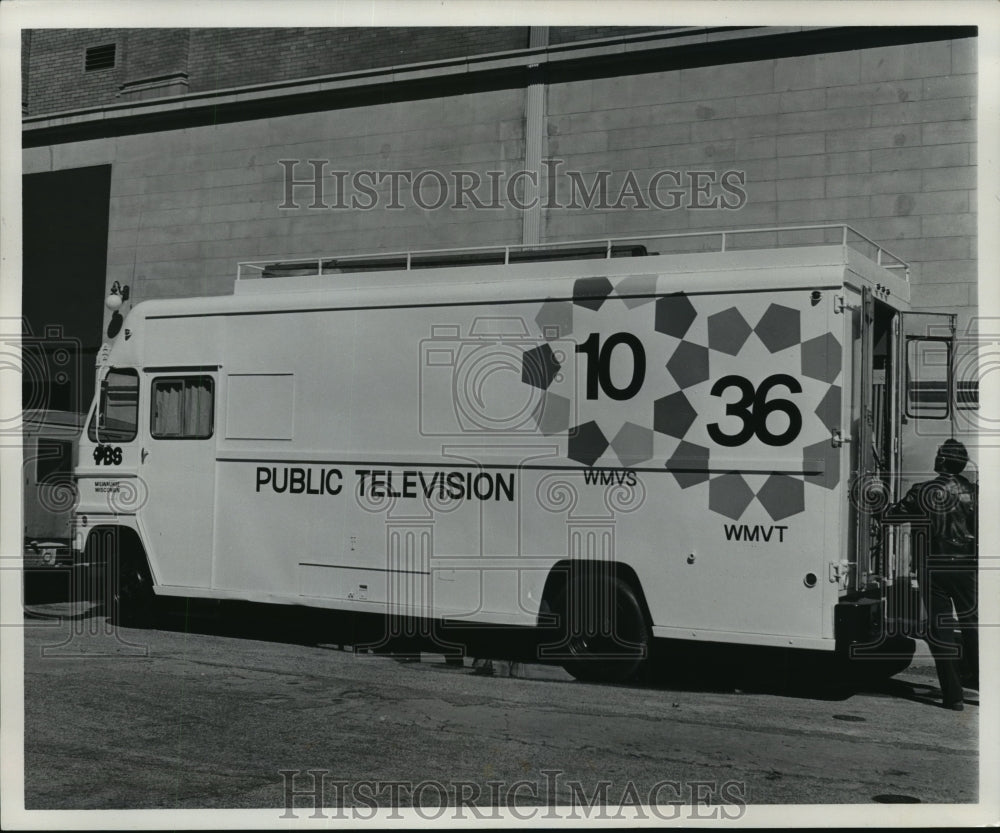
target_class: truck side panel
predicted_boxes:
[200,278,846,642]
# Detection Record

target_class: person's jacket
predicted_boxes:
[884,473,977,557]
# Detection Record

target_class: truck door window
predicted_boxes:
[905,337,950,419]
[87,368,139,442]
[151,376,214,439]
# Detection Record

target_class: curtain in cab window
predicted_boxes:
[151,376,213,439]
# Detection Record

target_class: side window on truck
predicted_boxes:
[151,376,214,439]
[87,368,139,442]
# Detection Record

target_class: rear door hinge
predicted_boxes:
[829,560,850,586]
[834,294,859,315]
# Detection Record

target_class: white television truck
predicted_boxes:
[73,225,970,682]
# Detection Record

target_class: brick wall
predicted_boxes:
[25,29,128,115]
[549,27,668,44]
[25,28,533,114]
[122,29,190,80]
[185,28,529,92]
[21,30,30,110]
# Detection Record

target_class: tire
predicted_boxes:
[111,551,156,627]
[555,575,651,684]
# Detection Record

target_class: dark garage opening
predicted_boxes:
[22,164,112,416]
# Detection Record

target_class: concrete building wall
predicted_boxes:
[24,87,526,302]
[544,37,976,320]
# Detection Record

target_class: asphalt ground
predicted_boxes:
[17,573,980,815]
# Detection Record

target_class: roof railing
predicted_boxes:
[237,224,910,282]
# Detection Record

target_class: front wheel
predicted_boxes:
[554,575,651,684]
[111,552,156,627]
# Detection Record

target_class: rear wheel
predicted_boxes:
[555,575,651,684]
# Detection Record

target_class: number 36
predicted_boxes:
[707,374,802,447]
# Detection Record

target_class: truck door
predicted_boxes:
[137,369,217,588]
[891,312,957,595]
[896,312,957,485]
[845,285,878,592]
[78,366,143,518]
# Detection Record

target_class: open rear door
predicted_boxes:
[843,299,958,647]
[847,287,875,591]
[886,311,956,632]
[896,312,957,492]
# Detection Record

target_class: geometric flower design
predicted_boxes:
[656,298,845,521]
[514,277,846,524]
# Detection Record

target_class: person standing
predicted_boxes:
[883,439,978,710]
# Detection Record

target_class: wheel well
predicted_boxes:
[538,560,653,629]
[84,526,152,579]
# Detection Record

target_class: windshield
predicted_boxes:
[87,368,139,443]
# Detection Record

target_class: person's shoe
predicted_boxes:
[944,700,965,711]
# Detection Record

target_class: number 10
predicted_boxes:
[576,332,646,400]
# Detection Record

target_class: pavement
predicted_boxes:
[20,601,979,812]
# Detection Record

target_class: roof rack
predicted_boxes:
[237,224,910,282]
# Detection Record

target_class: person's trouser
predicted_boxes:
[921,560,978,705]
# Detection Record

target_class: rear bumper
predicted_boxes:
[835,597,916,671]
